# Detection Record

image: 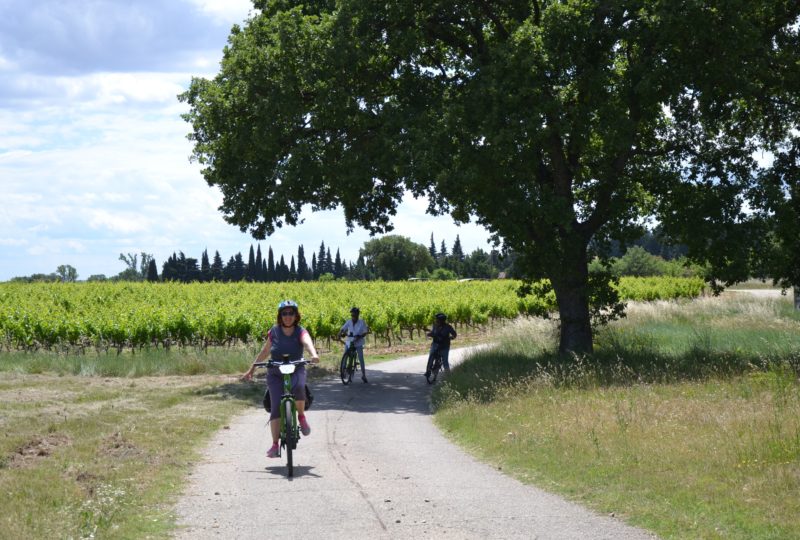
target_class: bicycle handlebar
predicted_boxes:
[253,358,309,369]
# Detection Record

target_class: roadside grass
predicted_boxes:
[434,294,800,539]
[0,323,487,538]
[0,372,263,539]
[0,322,491,377]
[0,347,257,377]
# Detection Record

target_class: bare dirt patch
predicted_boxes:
[8,433,72,468]
[100,431,144,460]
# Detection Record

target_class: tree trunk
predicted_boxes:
[549,242,593,355]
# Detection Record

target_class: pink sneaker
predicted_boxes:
[266,443,279,458]
[299,415,311,436]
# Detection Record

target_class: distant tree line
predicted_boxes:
[146,235,518,283]
[588,226,702,278]
[7,229,692,283]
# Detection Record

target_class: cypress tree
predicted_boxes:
[311,252,318,279]
[325,248,333,276]
[429,233,437,259]
[185,256,201,282]
[297,245,309,281]
[267,247,275,281]
[200,249,211,281]
[247,245,256,281]
[176,251,189,281]
[146,259,159,282]
[353,253,368,280]
[211,251,224,281]
[289,255,297,281]
[223,255,236,281]
[255,244,263,282]
[224,253,246,281]
[232,252,246,281]
[334,249,343,278]
[161,252,179,281]
[317,242,327,275]
[277,255,287,282]
[452,235,465,261]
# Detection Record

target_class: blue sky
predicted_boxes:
[0,0,493,281]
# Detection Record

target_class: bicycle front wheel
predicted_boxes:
[340,350,353,385]
[284,401,295,477]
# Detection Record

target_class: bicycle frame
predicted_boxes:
[277,362,299,443]
[340,331,365,385]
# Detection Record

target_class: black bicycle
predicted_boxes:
[426,345,443,384]
[339,333,359,385]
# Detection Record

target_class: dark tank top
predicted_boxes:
[269,325,305,361]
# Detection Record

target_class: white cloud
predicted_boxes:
[0,0,493,281]
[88,210,151,234]
[187,0,253,20]
[0,238,27,247]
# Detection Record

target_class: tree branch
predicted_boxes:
[474,0,509,40]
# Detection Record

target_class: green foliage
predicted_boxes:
[0,278,701,352]
[360,235,434,280]
[56,265,78,283]
[180,0,799,353]
[613,246,663,277]
[115,253,155,282]
[590,248,706,278]
[430,268,457,281]
[414,268,431,280]
[9,273,59,283]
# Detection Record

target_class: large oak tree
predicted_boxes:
[181,1,799,353]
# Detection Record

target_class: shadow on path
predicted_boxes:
[209,353,441,416]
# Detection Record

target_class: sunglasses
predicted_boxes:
[280,311,296,317]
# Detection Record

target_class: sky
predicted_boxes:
[0,0,493,281]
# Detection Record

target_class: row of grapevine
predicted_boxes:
[0,278,704,352]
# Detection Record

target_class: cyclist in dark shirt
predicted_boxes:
[425,312,457,377]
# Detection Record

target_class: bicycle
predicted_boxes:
[253,356,308,477]
[338,332,365,385]
[426,345,443,385]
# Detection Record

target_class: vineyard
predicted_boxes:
[0,277,704,352]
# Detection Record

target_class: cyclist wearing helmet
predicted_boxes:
[425,312,457,377]
[339,307,370,383]
[242,300,320,458]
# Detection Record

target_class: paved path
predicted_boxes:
[173,348,656,539]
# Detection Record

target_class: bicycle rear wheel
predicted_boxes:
[347,352,356,380]
[426,356,441,384]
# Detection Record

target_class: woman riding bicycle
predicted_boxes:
[242,300,319,458]
[424,312,457,377]
[339,306,370,383]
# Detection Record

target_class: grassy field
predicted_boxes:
[1,293,798,538]
[0,330,458,538]
[434,293,800,540]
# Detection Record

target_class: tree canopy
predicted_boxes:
[361,235,434,280]
[181,0,799,353]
